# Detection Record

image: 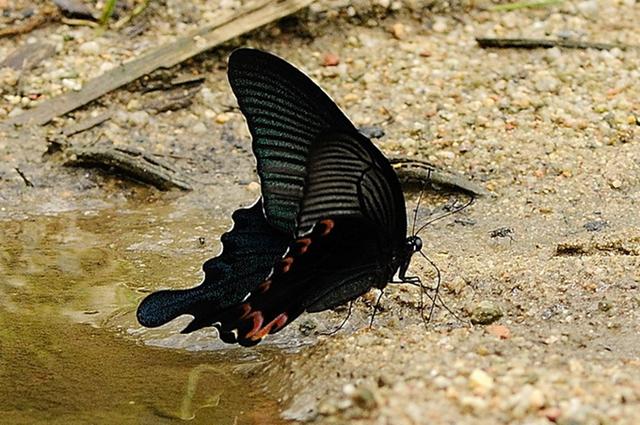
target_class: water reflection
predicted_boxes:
[0,205,287,424]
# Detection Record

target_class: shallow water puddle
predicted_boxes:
[0,203,289,424]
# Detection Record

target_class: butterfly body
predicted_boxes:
[137,49,420,346]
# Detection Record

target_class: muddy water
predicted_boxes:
[0,201,289,424]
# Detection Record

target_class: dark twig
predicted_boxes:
[476,37,628,51]
[14,168,34,187]
[62,111,112,137]
[389,156,488,196]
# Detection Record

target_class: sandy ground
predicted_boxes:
[1,0,639,424]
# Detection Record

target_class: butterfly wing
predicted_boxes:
[212,216,389,346]
[209,133,409,346]
[137,50,410,346]
[227,48,357,234]
[298,131,406,239]
[136,199,289,330]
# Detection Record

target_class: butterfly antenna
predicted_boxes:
[369,290,385,328]
[418,250,463,322]
[319,301,354,336]
[411,189,425,237]
[414,193,475,237]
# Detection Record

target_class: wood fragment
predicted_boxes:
[4,0,314,126]
[0,5,59,38]
[1,42,56,71]
[144,85,202,113]
[114,0,151,29]
[476,37,627,51]
[489,0,564,12]
[133,72,205,93]
[64,144,192,190]
[59,17,99,28]
[389,156,488,196]
[62,111,112,137]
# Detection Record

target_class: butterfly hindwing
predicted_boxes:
[298,132,406,243]
[136,199,289,331]
[213,216,391,346]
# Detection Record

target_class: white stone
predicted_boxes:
[128,111,149,126]
[469,369,494,394]
[577,0,598,17]
[433,18,448,33]
[79,40,101,55]
[62,78,82,91]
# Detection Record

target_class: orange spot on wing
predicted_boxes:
[281,256,293,273]
[257,279,272,293]
[244,311,264,338]
[296,238,312,254]
[319,219,335,236]
[270,312,289,333]
[238,303,251,319]
[249,312,289,341]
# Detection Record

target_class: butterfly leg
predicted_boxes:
[318,301,354,336]
[368,289,385,328]
[389,275,421,284]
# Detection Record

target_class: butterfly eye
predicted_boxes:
[406,236,422,253]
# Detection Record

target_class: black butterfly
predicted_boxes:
[136,48,423,346]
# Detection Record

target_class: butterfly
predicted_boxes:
[136,48,423,346]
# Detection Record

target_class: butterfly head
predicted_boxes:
[406,235,422,253]
[397,235,422,281]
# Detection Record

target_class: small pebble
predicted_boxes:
[597,300,612,312]
[583,220,608,232]
[246,181,260,192]
[534,72,560,93]
[432,18,448,33]
[62,78,82,91]
[486,324,511,339]
[351,386,377,410]
[192,122,207,133]
[391,23,406,39]
[215,113,231,124]
[577,0,599,17]
[469,369,494,395]
[79,40,100,55]
[322,53,340,67]
[128,110,149,126]
[471,301,503,325]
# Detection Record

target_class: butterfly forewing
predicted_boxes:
[228,48,357,233]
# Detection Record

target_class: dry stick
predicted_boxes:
[489,0,565,12]
[64,145,193,190]
[14,168,34,187]
[389,156,489,196]
[4,0,314,127]
[476,37,627,51]
[0,6,60,38]
[62,111,112,137]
